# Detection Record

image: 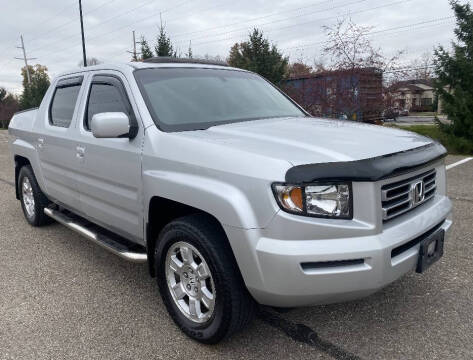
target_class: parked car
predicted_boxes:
[399,108,409,116]
[8,59,452,344]
[382,107,399,121]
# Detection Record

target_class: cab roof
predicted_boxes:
[57,59,242,78]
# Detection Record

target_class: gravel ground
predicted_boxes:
[1,130,472,360]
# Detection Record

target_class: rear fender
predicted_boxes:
[11,137,47,197]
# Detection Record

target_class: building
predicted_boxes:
[389,79,437,112]
[282,67,383,123]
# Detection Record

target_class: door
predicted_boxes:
[37,76,84,212]
[75,72,144,241]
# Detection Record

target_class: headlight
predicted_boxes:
[272,182,352,219]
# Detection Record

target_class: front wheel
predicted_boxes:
[155,214,255,343]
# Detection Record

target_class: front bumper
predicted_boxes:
[224,195,452,307]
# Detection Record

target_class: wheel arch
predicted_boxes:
[146,196,235,278]
[14,155,32,200]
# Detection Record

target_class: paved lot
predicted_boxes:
[397,115,436,124]
[1,129,472,360]
[387,115,449,127]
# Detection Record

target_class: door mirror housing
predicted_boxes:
[90,112,130,138]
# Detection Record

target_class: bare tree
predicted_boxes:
[286,62,313,78]
[78,57,102,67]
[0,87,19,129]
[322,18,402,72]
[403,52,434,80]
[312,56,327,73]
[284,18,403,122]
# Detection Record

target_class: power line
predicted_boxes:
[86,0,192,42]
[282,16,454,52]
[69,0,222,47]
[181,0,371,45]
[27,0,122,45]
[15,0,402,60]
[52,1,447,66]
[27,0,376,61]
[28,0,192,55]
[288,20,453,65]
[106,14,452,65]
[2,0,452,75]
[22,0,77,37]
[76,0,299,47]
[190,0,413,47]
[171,0,337,39]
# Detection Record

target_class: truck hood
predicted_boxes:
[177,117,433,166]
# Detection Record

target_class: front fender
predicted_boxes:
[143,170,278,229]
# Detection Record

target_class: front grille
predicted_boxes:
[381,169,436,221]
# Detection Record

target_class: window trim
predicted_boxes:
[48,76,84,128]
[83,74,138,139]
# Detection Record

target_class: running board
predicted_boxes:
[44,207,147,263]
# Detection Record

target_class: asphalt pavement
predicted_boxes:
[1,130,472,360]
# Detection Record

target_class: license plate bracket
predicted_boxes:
[416,229,445,273]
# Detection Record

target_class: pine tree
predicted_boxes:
[186,40,193,59]
[434,1,473,140]
[19,64,50,110]
[228,29,288,84]
[140,36,154,60]
[155,23,176,57]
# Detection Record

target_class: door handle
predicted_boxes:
[76,145,85,159]
[38,138,44,149]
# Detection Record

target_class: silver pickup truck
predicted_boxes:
[8,59,452,343]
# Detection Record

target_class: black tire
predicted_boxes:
[155,213,256,344]
[18,165,52,226]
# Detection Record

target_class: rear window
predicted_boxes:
[50,85,81,128]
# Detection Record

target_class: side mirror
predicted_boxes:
[90,112,130,138]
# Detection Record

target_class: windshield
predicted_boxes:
[134,68,306,131]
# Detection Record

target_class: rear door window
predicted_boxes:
[49,77,83,128]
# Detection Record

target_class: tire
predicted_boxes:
[155,213,256,344]
[18,165,52,226]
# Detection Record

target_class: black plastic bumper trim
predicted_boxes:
[391,220,445,258]
[301,259,364,271]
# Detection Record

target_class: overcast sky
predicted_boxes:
[0,0,458,93]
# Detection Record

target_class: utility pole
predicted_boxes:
[78,0,87,67]
[132,30,137,61]
[14,35,36,85]
[126,30,140,61]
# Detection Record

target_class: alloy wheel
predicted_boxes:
[22,177,35,218]
[165,241,216,323]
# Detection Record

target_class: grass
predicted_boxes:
[390,124,473,155]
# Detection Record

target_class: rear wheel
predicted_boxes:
[18,165,52,226]
[155,214,255,343]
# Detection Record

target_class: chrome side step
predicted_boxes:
[44,207,147,263]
